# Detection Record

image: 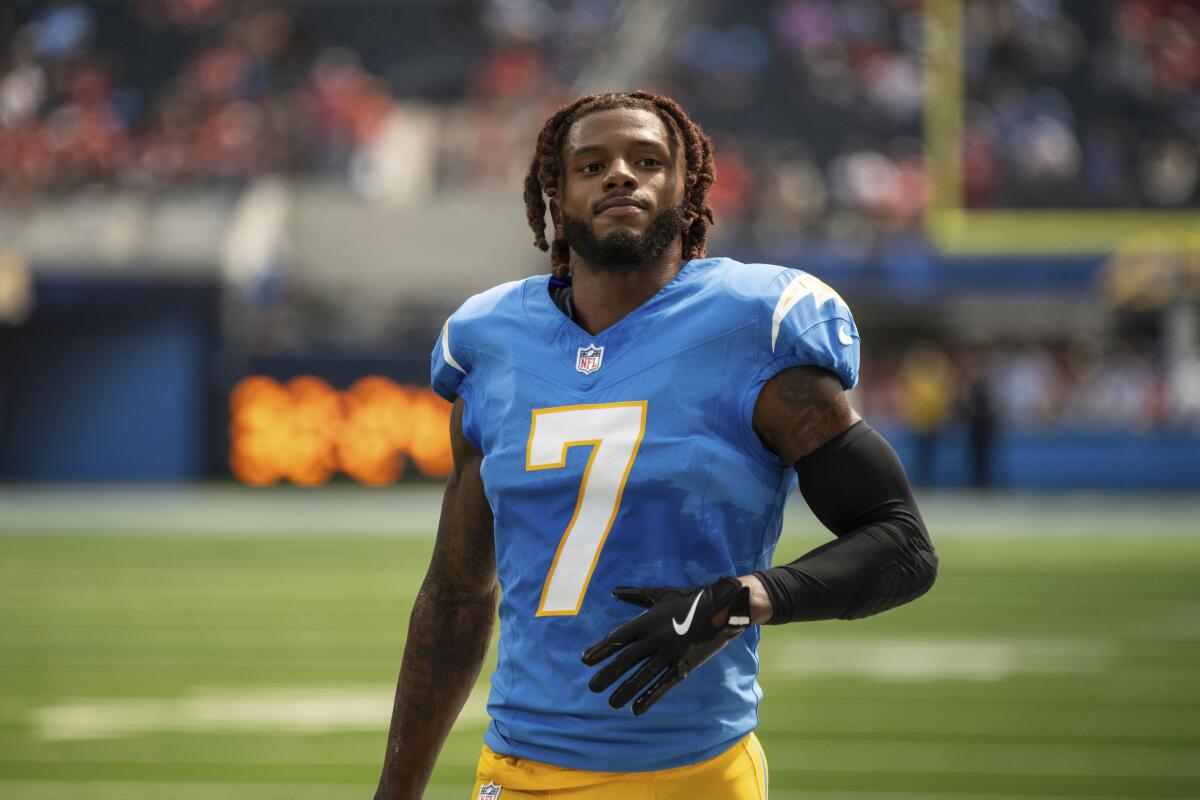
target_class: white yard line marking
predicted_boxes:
[0,781,370,800]
[33,684,488,741]
[768,636,1115,682]
[0,486,445,535]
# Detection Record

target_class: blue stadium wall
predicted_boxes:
[883,426,1200,491]
[0,278,221,481]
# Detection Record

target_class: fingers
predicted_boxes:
[581,586,662,666]
[580,579,753,717]
[580,638,619,667]
[608,655,668,709]
[587,639,653,693]
[580,615,646,666]
[632,666,683,716]
[611,586,657,608]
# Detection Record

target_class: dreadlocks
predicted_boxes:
[523,91,716,279]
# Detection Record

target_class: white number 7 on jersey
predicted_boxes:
[526,401,647,616]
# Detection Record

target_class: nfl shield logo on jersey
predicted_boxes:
[478,782,502,799]
[576,343,604,375]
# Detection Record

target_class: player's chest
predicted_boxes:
[471,334,741,494]
[475,326,733,440]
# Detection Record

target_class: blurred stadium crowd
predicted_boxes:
[858,339,1200,433]
[961,0,1200,209]
[2,0,1199,484]
[0,0,615,198]
[4,1,1197,227]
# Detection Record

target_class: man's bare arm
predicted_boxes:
[739,365,937,624]
[724,366,859,621]
[752,365,860,464]
[375,397,497,800]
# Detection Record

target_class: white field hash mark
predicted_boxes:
[34,684,489,741]
[770,636,1116,682]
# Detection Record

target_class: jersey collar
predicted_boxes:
[522,259,709,357]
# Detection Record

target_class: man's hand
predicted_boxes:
[581,577,751,716]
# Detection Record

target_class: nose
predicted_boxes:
[604,158,638,190]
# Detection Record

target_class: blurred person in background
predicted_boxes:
[373,90,938,800]
[960,344,999,490]
[898,342,955,486]
[1167,350,1200,426]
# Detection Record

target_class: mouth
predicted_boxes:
[595,196,647,216]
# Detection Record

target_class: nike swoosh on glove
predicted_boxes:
[580,577,752,715]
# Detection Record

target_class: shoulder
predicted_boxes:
[433,277,540,402]
[448,276,536,329]
[443,276,545,350]
[707,257,853,330]
[708,257,860,391]
[709,257,792,298]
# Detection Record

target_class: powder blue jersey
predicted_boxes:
[430,257,859,772]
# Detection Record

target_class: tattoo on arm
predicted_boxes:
[375,398,497,800]
[753,366,860,463]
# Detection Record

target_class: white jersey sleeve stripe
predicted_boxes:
[442,319,466,374]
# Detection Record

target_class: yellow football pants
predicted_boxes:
[470,732,768,799]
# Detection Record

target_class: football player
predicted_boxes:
[374,91,938,800]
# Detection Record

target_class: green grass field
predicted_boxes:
[1,486,1198,799]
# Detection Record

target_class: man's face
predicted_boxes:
[556,107,688,272]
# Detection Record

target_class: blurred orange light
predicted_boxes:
[229,376,453,486]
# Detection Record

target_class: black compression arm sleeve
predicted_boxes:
[753,421,938,623]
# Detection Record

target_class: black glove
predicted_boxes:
[581,577,752,715]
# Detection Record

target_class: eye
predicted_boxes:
[637,158,662,167]
[580,162,602,174]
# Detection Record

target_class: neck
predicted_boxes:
[567,244,685,335]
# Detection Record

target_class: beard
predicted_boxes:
[561,204,688,274]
